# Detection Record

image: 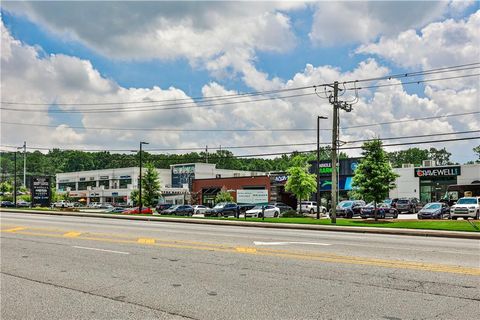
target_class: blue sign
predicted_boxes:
[320,177,353,191]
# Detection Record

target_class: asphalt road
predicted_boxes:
[1,211,479,320]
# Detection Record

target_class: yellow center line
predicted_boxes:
[1,227,479,276]
[3,227,26,232]
[63,231,82,238]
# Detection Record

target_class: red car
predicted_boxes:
[123,207,153,214]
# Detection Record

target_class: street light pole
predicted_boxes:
[139,141,149,214]
[317,116,328,219]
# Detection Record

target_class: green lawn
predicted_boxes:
[148,214,480,232]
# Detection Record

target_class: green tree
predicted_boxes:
[428,147,452,165]
[473,145,480,163]
[215,191,234,204]
[0,180,12,193]
[284,155,317,214]
[142,162,161,207]
[388,148,429,167]
[352,140,399,220]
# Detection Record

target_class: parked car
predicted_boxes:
[383,198,399,208]
[123,207,153,214]
[156,203,173,213]
[245,205,280,218]
[192,205,209,215]
[268,202,293,213]
[417,202,450,220]
[52,200,74,208]
[336,200,366,218]
[206,202,238,217]
[161,205,194,216]
[16,200,31,207]
[237,204,256,215]
[361,202,398,219]
[395,198,419,213]
[297,201,327,214]
[106,207,126,213]
[1,201,15,207]
[450,197,480,220]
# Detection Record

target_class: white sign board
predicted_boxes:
[236,190,268,204]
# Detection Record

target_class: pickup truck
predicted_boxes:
[52,200,74,208]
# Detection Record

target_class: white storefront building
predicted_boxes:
[389,161,480,203]
[56,163,264,205]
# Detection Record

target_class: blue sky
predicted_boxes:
[1,1,479,163]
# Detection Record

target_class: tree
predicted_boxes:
[141,163,161,207]
[284,155,317,214]
[428,147,452,166]
[215,190,234,204]
[388,148,429,168]
[352,140,399,220]
[129,163,161,207]
[474,145,480,163]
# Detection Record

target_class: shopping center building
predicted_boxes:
[389,162,480,203]
[56,163,264,205]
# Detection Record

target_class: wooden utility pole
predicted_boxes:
[330,81,339,224]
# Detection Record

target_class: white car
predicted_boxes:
[53,200,74,208]
[450,197,480,220]
[192,205,209,214]
[297,201,327,214]
[245,205,280,218]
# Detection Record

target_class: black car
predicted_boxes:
[1,201,15,207]
[396,198,419,213]
[417,202,450,219]
[237,204,256,215]
[336,200,366,218]
[156,203,173,213]
[361,203,398,219]
[161,205,194,216]
[206,202,238,217]
[268,202,294,213]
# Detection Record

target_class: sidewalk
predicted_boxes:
[1,208,479,240]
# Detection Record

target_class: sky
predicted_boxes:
[1,1,479,164]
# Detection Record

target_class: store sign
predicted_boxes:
[318,162,339,174]
[274,175,288,183]
[236,190,268,204]
[319,177,353,191]
[31,176,51,207]
[172,165,195,189]
[415,166,461,177]
[99,176,109,180]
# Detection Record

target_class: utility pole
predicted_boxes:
[23,141,26,187]
[317,116,328,219]
[330,82,339,224]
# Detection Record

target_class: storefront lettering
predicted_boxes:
[415,167,460,177]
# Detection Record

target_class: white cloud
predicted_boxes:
[356,10,480,73]
[2,2,298,89]
[309,1,449,46]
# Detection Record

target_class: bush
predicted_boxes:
[281,210,305,218]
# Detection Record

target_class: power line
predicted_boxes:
[1,67,478,114]
[2,62,478,107]
[1,131,478,153]
[2,110,478,132]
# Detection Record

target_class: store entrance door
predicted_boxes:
[419,177,457,203]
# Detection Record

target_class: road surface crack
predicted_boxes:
[1,271,199,320]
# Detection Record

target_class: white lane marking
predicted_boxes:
[253,241,331,246]
[72,246,130,255]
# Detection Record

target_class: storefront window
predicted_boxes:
[58,182,76,191]
[119,179,131,189]
[78,181,97,190]
[419,177,457,203]
[99,180,109,189]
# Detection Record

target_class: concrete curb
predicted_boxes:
[1,208,479,239]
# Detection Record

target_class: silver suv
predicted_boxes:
[297,201,327,214]
[450,197,480,220]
